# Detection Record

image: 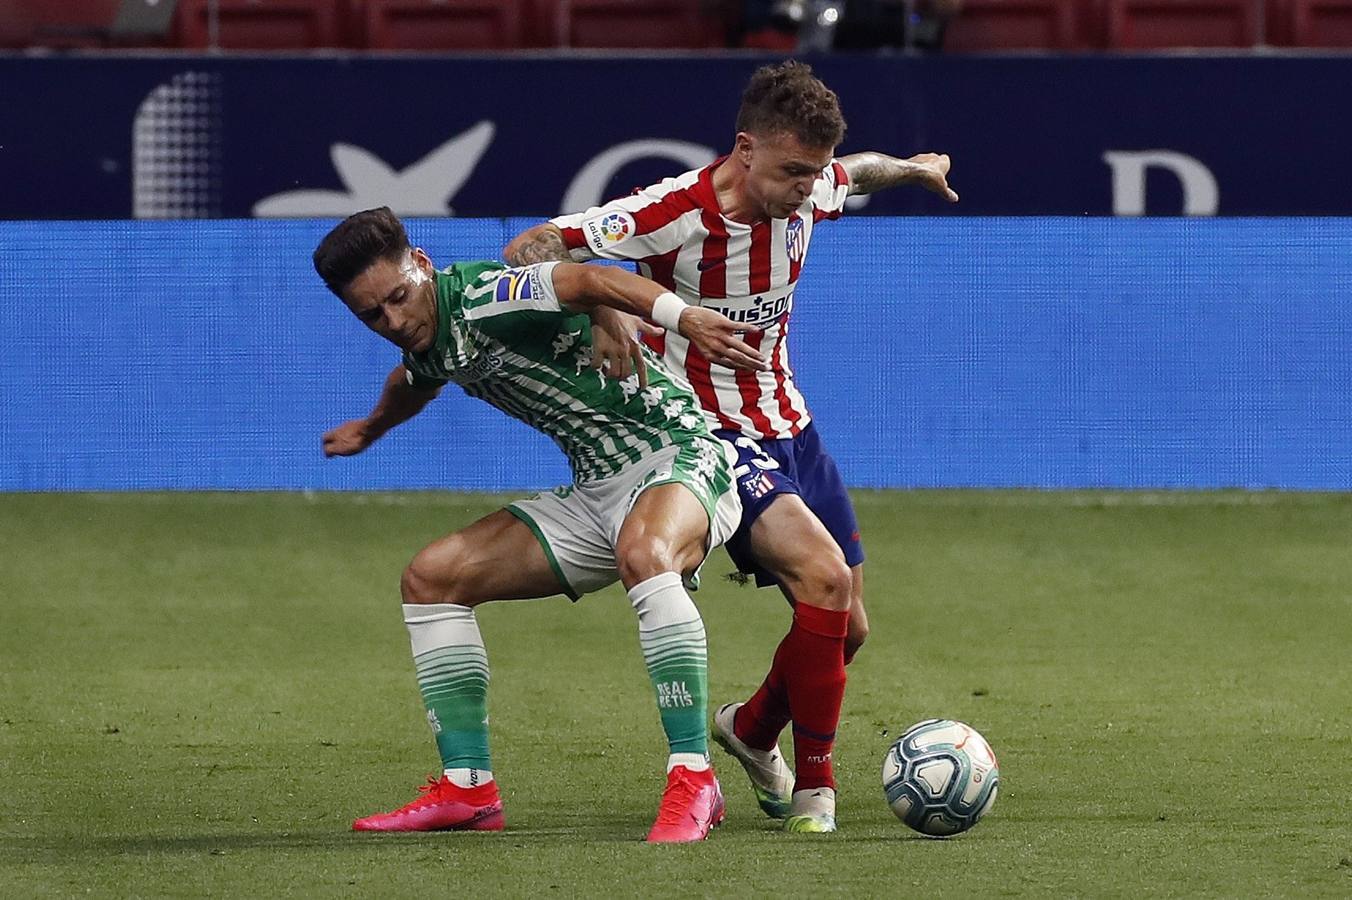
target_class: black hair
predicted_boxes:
[312,206,410,296]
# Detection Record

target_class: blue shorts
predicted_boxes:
[716,423,865,589]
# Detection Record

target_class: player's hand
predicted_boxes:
[907,153,959,203]
[589,307,661,389]
[678,308,768,372]
[323,419,377,457]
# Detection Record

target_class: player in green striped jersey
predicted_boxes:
[313,207,765,843]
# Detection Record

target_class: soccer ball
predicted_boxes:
[882,719,999,837]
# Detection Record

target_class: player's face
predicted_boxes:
[739,131,835,220]
[342,248,439,353]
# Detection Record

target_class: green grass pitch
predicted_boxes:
[3,491,1350,897]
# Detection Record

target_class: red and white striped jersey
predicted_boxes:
[549,156,851,440]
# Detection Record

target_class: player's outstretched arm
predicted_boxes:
[550,263,769,373]
[839,151,959,202]
[504,223,571,266]
[506,223,655,385]
[322,364,440,457]
[505,223,666,384]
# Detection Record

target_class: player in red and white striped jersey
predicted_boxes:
[506,61,957,833]
[547,152,849,438]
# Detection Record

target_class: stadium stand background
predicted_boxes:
[2,1,1350,491]
[2,1,1352,51]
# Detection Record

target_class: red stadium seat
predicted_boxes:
[1,0,124,48]
[1264,0,1291,43]
[176,0,343,49]
[1103,0,1259,48]
[0,1,38,48]
[361,0,523,50]
[535,0,721,49]
[944,0,1082,51]
[1282,0,1352,46]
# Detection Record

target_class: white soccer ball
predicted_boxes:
[882,718,1000,837]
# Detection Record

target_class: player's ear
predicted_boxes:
[735,132,755,168]
[411,247,434,274]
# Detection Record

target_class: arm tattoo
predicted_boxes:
[507,226,571,265]
[838,152,917,196]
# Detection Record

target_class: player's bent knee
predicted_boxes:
[400,557,447,605]
[401,539,476,606]
[796,556,853,611]
[615,538,682,589]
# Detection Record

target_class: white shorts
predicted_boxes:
[507,442,741,599]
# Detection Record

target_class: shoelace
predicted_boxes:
[409,774,448,807]
[653,772,705,826]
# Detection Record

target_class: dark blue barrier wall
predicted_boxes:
[2,54,1351,218]
[2,218,1348,490]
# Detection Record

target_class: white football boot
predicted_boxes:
[783,786,837,834]
[712,702,794,819]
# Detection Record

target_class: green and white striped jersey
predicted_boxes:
[403,261,720,484]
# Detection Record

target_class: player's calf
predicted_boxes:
[845,605,869,664]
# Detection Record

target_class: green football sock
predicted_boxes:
[628,572,709,760]
[403,603,492,772]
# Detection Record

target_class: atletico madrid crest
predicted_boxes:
[785,216,805,263]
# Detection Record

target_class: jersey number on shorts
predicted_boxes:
[731,436,781,480]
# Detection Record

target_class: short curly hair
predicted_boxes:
[735,61,847,149]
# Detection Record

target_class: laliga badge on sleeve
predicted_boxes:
[582,211,635,253]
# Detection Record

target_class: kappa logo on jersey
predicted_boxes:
[494,269,535,302]
[786,216,805,263]
[583,211,635,252]
[443,345,504,384]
